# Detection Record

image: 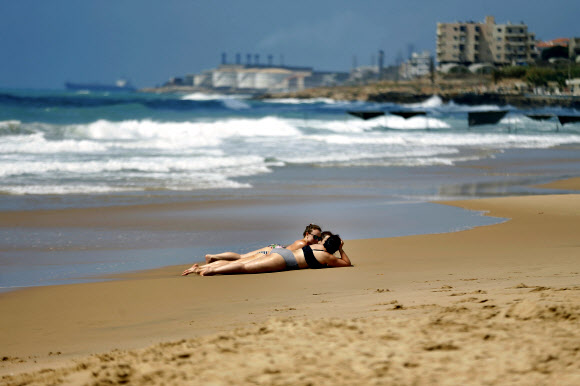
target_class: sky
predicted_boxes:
[1,0,579,90]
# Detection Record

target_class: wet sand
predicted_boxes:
[1,178,580,384]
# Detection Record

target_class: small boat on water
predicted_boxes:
[65,79,136,92]
[346,111,385,120]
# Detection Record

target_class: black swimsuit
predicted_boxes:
[302,245,326,269]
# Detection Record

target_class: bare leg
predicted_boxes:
[239,247,272,258]
[205,246,274,263]
[205,252,241,264]
[200,253,287,276]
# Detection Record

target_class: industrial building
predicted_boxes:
[166,53,349,93]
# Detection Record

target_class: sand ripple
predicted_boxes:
[3,287,580,386]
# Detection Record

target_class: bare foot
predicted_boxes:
[199,267,216,276]
[205,254,218,264]
[181,264,199,276]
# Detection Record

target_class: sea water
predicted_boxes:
[1,89,580,290]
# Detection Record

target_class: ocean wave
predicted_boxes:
[181,92,252,101]
[181,93,251,110]
[66,117,300,142]
[0,155,268,178]
[444,100,505,112]
[0,91,245,112]
[0,178,253,195]
[402,95,444,109]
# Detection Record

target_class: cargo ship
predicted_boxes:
[65,78,136,92]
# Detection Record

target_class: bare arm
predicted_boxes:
[323,241,352,268]
[285,239,306,251]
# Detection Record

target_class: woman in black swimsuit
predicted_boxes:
[196,234,351,276]
[202,224,322,264]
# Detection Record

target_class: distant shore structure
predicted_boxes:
[65,78,136,92]
[161,53,349,94]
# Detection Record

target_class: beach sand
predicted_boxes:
[1,179,580,385]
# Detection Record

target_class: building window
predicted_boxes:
[497,37,502,41]
[475,26,480,32]
[460,26,466,31]
[497,28,502,32]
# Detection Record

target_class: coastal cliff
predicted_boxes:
[259,78,580,109]
[141,78,580,109]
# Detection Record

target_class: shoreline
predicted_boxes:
[1,178,579,383]
[141,82,580,109]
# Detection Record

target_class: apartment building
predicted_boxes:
[437,16,537,69]
[570,37,580,61]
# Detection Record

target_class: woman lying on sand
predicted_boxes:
[184,234,351,276]
[203,224,322,264]
[182,230,334,276]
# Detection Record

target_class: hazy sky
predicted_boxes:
[2,0,578,89]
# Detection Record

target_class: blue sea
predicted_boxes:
[1,88,580,290]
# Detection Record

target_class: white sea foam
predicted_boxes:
[0,178,252,195]
[445,100,504,112]
[0,154,268,178]
[0,120,22,130]
[402,95,444,109]
[3,97,580,195]
[264,97,339,104]
[181,92,251,101]
[55,117,300,150]
[0,133,109,154]
[181,92,251,109]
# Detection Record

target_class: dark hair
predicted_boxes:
[303,223,322,237]
[321,231,333,239]
[323,234,341,254]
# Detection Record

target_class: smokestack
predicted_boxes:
[221,52,227,65]
[378,50,384,79]
[254,54,260,65]
[246,54,252,65]
[268,54,273,67]
[235,53,241,65]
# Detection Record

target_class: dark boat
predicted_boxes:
[526,114,555,121]
[468,110,508,127]
[390,111,427,119]
[347,111,385,120]
[65,79,136,92]
[557,115,580,125]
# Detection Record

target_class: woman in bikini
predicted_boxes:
[202,223,322,264]
[195,234,351,276]
[182,229,333,276]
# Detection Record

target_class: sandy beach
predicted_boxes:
[1,178,580,385]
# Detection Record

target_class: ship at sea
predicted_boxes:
[65,78,136,92]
